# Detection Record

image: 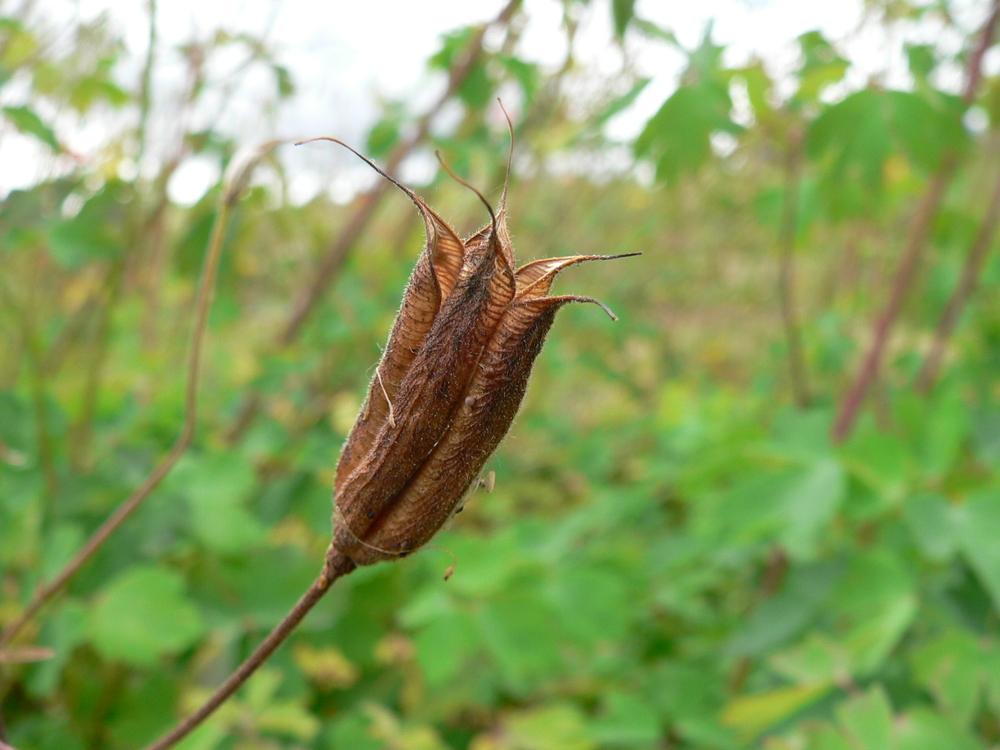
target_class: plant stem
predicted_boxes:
[141,551,356,750]
[917,159,1000,392]
[831,167,953,443]
[777,137,810,408]
[0,278,58,501]
[830,0,1000,443]
[69,261,124,472]
[137,0,157,164]
[0,199,234,650]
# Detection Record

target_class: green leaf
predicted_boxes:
[457,59,492,109]
[414,611,478,688]
[771,634,853,684]
[26,601,87,698]
[728,561,842,656]
[324,710,381,750]
[429,27,475,72]
[169,451,265,554]
[737,61,779,129]
[87,565,205,667]
[273,64,295,98]
[477,581,565,695]
[40,523,85,581]
[590,693,660,747]
[807,89,892,215]
[49,180,131,269]
[807,87,968,217]
[635,80,741,185]
[955,492,1000,612]
[107,672,178,748]
[886,90,967,173]
[551,562,632,646]
[506,704,595,750]
[793,31,849,105]
[904,493,959,562]
[591,78,650,131]
[2,105,59,150]
[917,380,971,480]
[612,0,636,39]
[366,102,405,160]
[835,685,894,750]
[840,426,911,505]
[829,551,917,676]
[779,458,846,558]
[805,724,854,750]
[895,708,984,750]
[0,19,39,69]
[69,74,130,111]
[911,630,992,726]
[906,44,937,83]
[721,682,830,741]
[499,55,539,102]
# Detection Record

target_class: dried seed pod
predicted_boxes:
[326,132,637,567]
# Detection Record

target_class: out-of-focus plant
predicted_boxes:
[5,1,1000,749]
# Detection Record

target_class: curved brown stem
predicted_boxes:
[0,200,234,650]
[141,551,356,750]
[831,0,1000,443]
[831,167,953,443]
[917,161,1000,392]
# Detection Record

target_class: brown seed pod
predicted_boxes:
[325,125,638,567]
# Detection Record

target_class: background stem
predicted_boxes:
[0,199,234,650]
[917,160,1000,392]
[830,0,1000,443]
[778,136,810,407]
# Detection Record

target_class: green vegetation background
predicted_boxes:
[4,1,1000,748]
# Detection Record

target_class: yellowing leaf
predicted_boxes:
[721,682,831,741]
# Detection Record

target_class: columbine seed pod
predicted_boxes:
[325,135,636,567]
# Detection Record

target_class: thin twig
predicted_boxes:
[917,160,1000,391]
[137,0,157,163]
[831,168,953,442]
[777,134,810,408]
[830,0,1000,443]
[69,260,124,472]
[25,329,58,503]
[0,199,234,650]
[141,551,356,750]
[0,280,58,501]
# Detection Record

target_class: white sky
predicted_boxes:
[0,0,992,204]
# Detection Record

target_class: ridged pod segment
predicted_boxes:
[328,136,637,566]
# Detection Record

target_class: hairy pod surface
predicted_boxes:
[329,143,636,566]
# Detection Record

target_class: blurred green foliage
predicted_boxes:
[4,1,1000,749]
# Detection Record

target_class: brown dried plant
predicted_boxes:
[143,114,637,750]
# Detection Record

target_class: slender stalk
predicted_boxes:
[137,0,157,164]
[0,199,234,650]
[830,0,1000,443]
[141,552,356,750]
[24,329,58,503]
[69,261,124,472]
[831,168,953,442]
[777,136,810,407]
[0,279,58,501]
[917,160,1000,391]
